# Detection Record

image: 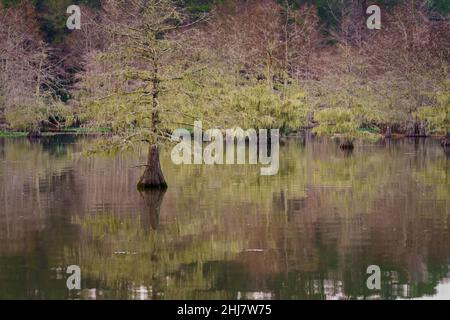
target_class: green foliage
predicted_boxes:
[313,108,381,142]
[180,0,227,13]
[1,0,37,7]
[416,92,450,134]
[63,127,111,133]
[5,97,73,132]
[3,0,447,142]
[283,0,450,32]
[430,0,450,14]
[313,108,357,139]
[0,131,27,137]
[77,0,206,155]
[223,83,308,131]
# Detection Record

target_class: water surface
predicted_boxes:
[0,136,449,299]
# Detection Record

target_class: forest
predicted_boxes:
[1,0,450,301]
[0,0,449,187]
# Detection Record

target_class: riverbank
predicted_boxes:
[1,128,447,140]
[0,127,111,138]
[0,131,28,137]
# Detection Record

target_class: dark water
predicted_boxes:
[0,135,449,300]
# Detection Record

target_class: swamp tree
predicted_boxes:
[78,0,214,189]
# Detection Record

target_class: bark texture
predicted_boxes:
[137,145,168,190]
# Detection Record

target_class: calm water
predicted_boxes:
[0,135,449,300]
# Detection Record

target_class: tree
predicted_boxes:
[312,108,380,149]
[221,83,308,133]
[195,0,319,135]
[207,0,320,86]
[0,1,67,136]
[305,0,450,142]
[307,28,382,148]
[361,1,450,136]
[78,0,213,189]
[416,91,450,148]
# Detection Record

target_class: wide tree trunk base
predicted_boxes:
[137,180,168,190]
[340,140,354,150]
[137,145,168,190]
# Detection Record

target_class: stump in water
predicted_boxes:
[340,139,354,150]
[137,145,168,190]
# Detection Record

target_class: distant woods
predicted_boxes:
[0,0,449,144]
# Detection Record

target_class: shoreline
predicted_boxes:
[0,129,447,141]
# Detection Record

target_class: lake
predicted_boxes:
[0,135,449,299]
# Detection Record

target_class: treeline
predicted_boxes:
[0,0,449,146]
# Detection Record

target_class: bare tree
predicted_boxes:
[0,1,63,136]
[205,0,321,87]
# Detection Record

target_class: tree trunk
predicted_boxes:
[385,126,392,138]
[406,120,417,137]
[418,121,428,137]
[27,128,41,138]
[340,139,354,150]
[137,144,167,190]
[442,132,450,148]
[306,111,314,129]
[0,107,7,130]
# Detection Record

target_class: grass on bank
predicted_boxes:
[0,131,27,137]
[62,127,112,133]
[0,127,111,137]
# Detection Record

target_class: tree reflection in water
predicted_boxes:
[0,136,448,299]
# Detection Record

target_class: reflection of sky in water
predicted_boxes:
[0,136,449,300]
[412,276,450,300]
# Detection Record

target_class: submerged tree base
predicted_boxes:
[340,140,354,150]
[137,181,168,190]
[137,145,168,190]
